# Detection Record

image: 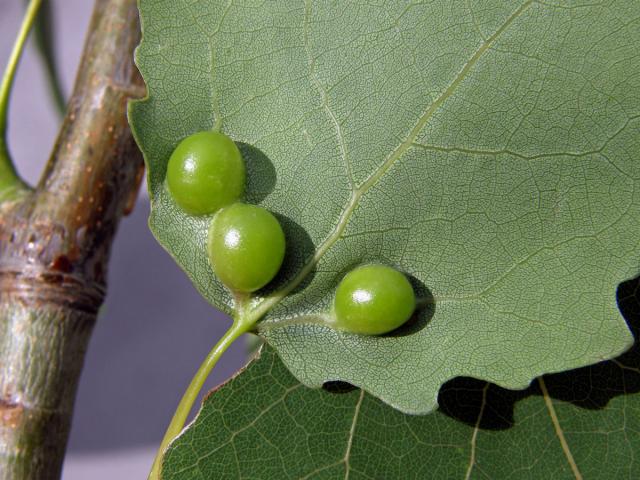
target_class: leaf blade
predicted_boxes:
[130,0,640,413]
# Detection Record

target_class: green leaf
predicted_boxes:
[129,0,640,413]
[162,345,471,480]
[163,278,640,479]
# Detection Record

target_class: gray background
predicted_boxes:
[0,1,247,476]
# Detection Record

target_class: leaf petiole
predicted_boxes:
[0,0,42,198]
[26,0,67,117]
[148,317,254,480]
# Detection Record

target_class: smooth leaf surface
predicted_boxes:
[163,279,640,479]
[129,0,640,413]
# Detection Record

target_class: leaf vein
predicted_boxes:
[249,0,535,325]
[464,383,489,480]
[344,389,365,480]
[303,0,354,188]
[539,377,583,480]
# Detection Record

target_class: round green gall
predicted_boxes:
[166,131,245,215]
[333,264,416,335]
[207,203,285,292]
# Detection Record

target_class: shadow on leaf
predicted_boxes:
[438,378,529,430]
[258,213,317,296]
[387,275,435,337]
[237,142,277,204]
[438,275,640,430]
[323,381,358,394]
[536,277,640,408]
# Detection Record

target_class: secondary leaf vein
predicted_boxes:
[464,382,489,480]
[539,377,583,480]
[303,0,354,188]
[248,0,534,325]
[344,389,365,480]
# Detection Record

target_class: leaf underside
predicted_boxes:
[163,278,640,480]
[129,0,640,413]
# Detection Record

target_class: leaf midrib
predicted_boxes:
[245,0,535,325]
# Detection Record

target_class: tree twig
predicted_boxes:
[0,1,144,478]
